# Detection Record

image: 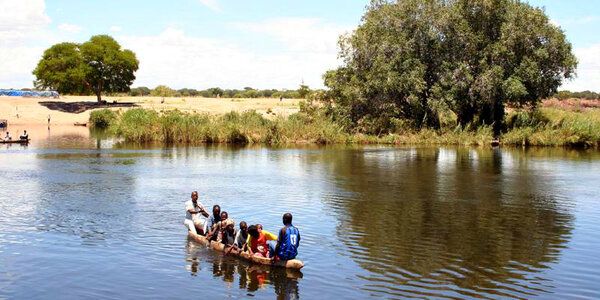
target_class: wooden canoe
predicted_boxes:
[187,231,304,270]
[0,139,30,144]
[74,122,87,127]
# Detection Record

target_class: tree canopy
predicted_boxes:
[324,0,577,135]
[33,35,139,102]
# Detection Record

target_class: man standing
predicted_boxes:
[274,213,300,260]
[184,191,209,235]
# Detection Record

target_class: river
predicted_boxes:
[1,125,599,299]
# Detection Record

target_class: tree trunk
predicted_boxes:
[95,82,102,102]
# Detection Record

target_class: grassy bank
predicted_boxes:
[90,107,600,147]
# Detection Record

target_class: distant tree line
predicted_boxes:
[553,90,600,100]
[129,84,318,99]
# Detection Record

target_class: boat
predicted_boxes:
[187,231,304,270]
[0,139,30,144]
[74,122,87,127]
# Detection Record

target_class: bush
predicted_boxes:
[90,109,117,128]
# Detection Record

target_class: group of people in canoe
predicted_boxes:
[184,191,300,261]
[3,130,28,141]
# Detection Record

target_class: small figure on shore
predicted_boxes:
[20,130,28,140]
[48,115,51,125]
[4,131,11,141]
[184,191,209,235]
[279,95,283,102]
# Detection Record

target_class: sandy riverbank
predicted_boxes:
[0,95,301,125]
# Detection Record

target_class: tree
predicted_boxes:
[325,0,577,135]
[33,35,139,102]
[151,85,176,97]
[298,84,311,99]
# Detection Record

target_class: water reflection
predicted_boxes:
[318,147,575,299]
[185,240,302,299]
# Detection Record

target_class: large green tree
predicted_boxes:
[33,35,139,102]
[325,0,577,135]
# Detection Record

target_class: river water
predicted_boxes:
[1,125,599,299]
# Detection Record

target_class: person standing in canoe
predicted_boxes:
[247,225,278,258]
[184,191,209,235]
[275,213,300,260]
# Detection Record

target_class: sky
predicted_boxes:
[0,0,598,91]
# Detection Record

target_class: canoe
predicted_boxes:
[74,122,87,127]
[187,231,304,270]
[0,139,30,144]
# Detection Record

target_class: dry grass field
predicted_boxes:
[0,95,301,125]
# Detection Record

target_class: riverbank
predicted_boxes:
[0,96,300,125]
[90,106,600,147]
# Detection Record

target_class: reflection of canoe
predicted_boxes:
[187,231,304,270]
[0,139,30,144]
[74,122,87,127]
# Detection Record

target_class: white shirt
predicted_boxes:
[185,200,205,222]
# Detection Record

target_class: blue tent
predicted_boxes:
[0,90,59,97]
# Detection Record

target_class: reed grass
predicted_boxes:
[90,107,600,147]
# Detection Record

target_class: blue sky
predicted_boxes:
[1,0,598,91]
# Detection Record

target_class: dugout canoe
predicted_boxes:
[187,231,304,270]
[0,139,30,144]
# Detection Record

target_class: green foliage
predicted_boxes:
[89,109,117,129]
[33,35,139,102]
[325,0,577,135]
[130,86,151,96]
[151,85,176,97]
[298,84,310,99]
[553,90,600,100]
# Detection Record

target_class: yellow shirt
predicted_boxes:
[246,230,278,248]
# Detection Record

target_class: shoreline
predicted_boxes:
[0,95,301,126]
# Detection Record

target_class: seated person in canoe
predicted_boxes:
[275,213,300,261]
[224,220,249,255]
[183,191,209,235]
[247,225,278,258]
[204,205,222,240]
[20,130,28,140]
[221,218,237,249]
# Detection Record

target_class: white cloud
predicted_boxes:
[109,26,122,32]
[562,43,600,91]
[119,21,348,89]
[576,15,600,25]
[234,18,350,53]
[198,0,220,12]
[58,23,83,34]
[0,0,51,45]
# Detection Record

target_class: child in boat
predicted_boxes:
[225,221,248,255]
[209,211,229,242]
[204,205,222,240]
[234,221,249,250]
[247,225,278,258]
[221,219,237,247]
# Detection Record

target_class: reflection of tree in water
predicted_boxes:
[318,147,574,298]
[185,240,301,300]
